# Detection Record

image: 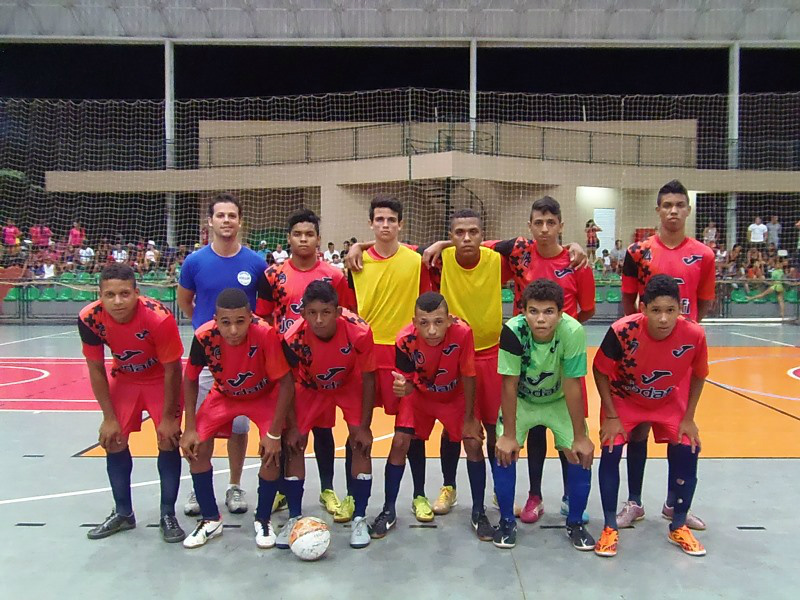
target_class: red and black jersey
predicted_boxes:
[186,316,289,399]
[78,297,183,381]
[282,309,376,391]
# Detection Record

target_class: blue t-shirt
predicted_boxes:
[179,245,267,329]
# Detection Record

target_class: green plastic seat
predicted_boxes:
[75,271,92,285]
[595,288,604,303]
[25,286,41,301]
[160,287,176,302]
[750,290,769,304]
[786,288,799,304]
[144,287,161,301]
[59,272,76,284]
[155,269,168,281]
[55,287,73,302]
[4,287,20,301]
[501,289,514,303]
[606,288,621,303]
[730,288,748,303]
[37,287,57,302]
[73,289,96,302]
[143,271,158,282]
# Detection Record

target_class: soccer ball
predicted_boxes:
[289,516,331,561]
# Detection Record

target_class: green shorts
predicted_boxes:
[496,398,585,451]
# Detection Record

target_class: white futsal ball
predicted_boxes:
[289,516,331,561]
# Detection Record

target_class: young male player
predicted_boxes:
[593,275,708,557]
[282,281,376,548]
[255,209,354,520]
[78,264,185,543]
[180,288,296,549]
[493,280,594,550]
[178,193,269,516]
[348,196,433,522]
[618,180,714,530]
[369,293,490,540]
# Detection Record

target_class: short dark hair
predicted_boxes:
[302,280,338,307]
[327,242,334,247]
[287,209,320,235]
[208,192,243,218]
[215,288,250,310]
[369,195,403,222]
[521,279,564,311]
[641,274,681,305]
[350,237,357,244]
[656,179,689,206]
[100,264,137,288]
[449,208,482,230]
[415,291,448,314]
[530,196,562,222]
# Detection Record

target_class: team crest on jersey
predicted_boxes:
[317,367,346,382]
[113,349,143,362]
[290,301,304,314]
[641,370,672,385]
[413,350,425,364]
[227,371,254,387]
[682,255,704,265]
[442,343,460,356]
[628,339,640,353]
[248,345,258,358]
[642,249,652,261]
[672,344,694,358]
[340,342,353,355]
[277,272,287,284]
[528,371,554,386]
[554,268,574,278]
[135,330,149,340]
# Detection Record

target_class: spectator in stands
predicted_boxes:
[609,239,625,273]
[329,252,344,271]
[29,222,53,249]
[748,216,768,250]
[746,257,788,318]
[264,251,275,266]
[601,248,612,277]
[323,241,336,262]
[744,259,764,295]
[97,238,111,262]
[702,220,718,248]
[584,219,601,263]
[41,253,57,279]
[341,240,351,258]
[765,243,778,269]
[68,221,85,248]
[766,215,782,249]
[715,244,728,268]
[3,220,20,254]
[272,243,289,265]
[63,245,78,272]
[111,242,127,264]
[256,240,270,261]
[143,240,159,271]
[29,257,45,279]
[79,240,95,270]
[796,219,800,261]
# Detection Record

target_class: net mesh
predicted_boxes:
[1,88,798,320]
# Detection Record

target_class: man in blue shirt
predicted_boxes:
[178,192,269,516]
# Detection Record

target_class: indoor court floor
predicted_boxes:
[1,323,798,599]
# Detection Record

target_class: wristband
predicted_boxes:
[266,432,281,440]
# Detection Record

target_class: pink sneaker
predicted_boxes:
[662,504,707,531]
[520,495,544,524]
[616,501,645,528]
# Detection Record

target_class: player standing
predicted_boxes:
[79,264,185,543]
[594,275,708,557]
[618,180,714,530]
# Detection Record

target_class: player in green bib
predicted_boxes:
[492,279,595,551]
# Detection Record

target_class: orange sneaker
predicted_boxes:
[594,527,619,557]
[668,525,706,556]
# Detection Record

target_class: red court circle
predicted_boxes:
[0,366,50,387]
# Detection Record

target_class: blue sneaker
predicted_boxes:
[560,496,589,524]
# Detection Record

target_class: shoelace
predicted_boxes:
[255,519,271,535]
[162,515,180,530]
[230,488,243,502]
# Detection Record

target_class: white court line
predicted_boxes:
[0,433,396,506]
[0,366,49,387]
[0,398,95,403]
[0,331,75,347]
[730,332,798,348]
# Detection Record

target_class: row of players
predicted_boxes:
[80,180,714,557]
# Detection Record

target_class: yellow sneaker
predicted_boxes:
[668,525,707,556]
[412,495,434,522]
[334,495,355,523]
[594,527,619,557]
[319,489,341,515]
[433,486,458,515]
[492,493,522,518]
[271,492,287,514]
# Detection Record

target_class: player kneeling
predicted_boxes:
[493,279,595,551]
[180,288,296,550]
[593,274,707,558]
[370,292,490,541]
[79,264,185,543]
[281,281,376,549]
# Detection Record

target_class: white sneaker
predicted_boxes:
[254,518,276,549]
[184,491,200,516]
[225,485,248,514]
[183,519,223,549]
[275,516,300,550]
[350,516,370,549]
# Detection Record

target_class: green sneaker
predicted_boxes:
[411,495,434,523]
[334,495,355,523]
[272,492,288,514]
[319,489,341,514]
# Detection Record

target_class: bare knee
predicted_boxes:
[463,438,484,461]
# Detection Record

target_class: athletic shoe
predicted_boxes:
[183,492,200,516]
[319,489,341,514]
[412,495,434,522]
[471,510,495,542]
[492,518,517,549]
[560,496,590,524]
[254,518,276,549]
[276,516,300,549]
[334,495,355,523]
[350,516,370,549]
[661,504,707,531]
[616,501,645,528]
[87,510,136,540]
[272,492,288,513]
[492,493,522,518]
[369,510,397,539]
[183,519,223,548]
[520,494,544,524]
[225,485,248,514]
[668,525,707,556]
[566,523,596,551]
[432,486,458,515]
[594,527,619,557]
[159,514,186,543]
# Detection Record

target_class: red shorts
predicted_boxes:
[604,394,690,447]
[393,394,416,431]
[195,389,277,442]
[295,381,363,435]
[474,346,502,425]
[374,344,397,414]
[109,376,183,437]
[410,391,465,441]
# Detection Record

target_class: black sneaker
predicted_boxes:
[87,510,136,540]
[566,523,596,551]
[471,510,495,542]
[492,518,517,549]
[159,514,186,543]
[369,510,397,539]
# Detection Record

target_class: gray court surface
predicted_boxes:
[1,323,798,600]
